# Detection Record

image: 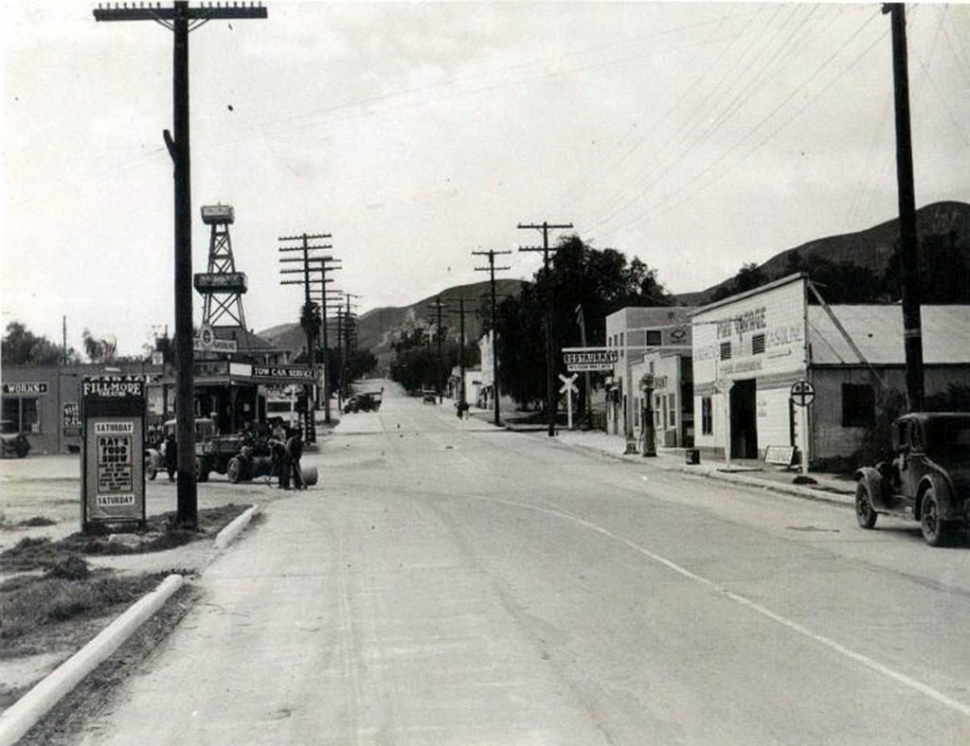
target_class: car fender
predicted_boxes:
[918,473,961,521]
[854,467,885,507]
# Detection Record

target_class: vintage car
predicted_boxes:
[0,420,30,459]
[422,390,437,404]
[145,418,220,481]
[854,412,970,546]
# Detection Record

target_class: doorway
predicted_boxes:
[730,378,758,459]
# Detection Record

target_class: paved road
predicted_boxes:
[74,383,970,745]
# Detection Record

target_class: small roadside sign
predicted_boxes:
[790,380,816,407]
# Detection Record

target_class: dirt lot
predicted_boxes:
[0,454,275,720]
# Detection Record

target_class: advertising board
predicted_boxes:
[81,376,146,530]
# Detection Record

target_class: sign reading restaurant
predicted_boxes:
[562,348,619,372]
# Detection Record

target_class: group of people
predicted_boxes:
[155,418,305,489]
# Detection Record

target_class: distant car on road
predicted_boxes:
[0,420,30,458]
[422,390,437,404]
[854,412,970,546]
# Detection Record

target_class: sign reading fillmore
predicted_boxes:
[562,348,619,372]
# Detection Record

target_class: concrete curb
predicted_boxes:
[213,505,261,550]
[0,504,261,744]
[0,574,185,746]
[550,438,855,507]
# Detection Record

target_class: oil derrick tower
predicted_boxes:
[195,204,248,339]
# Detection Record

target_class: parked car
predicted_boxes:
[0,420,30,458]
[145,418,219,481]
[854,412,970,546]
[422,390,437,404]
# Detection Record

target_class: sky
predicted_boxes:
[2,1,969,357]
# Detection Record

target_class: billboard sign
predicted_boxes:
[81,376,146,530]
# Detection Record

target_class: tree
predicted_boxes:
[2,321,79,365]
[81,328,118,363]
[494,235,673,410]
[711,262,768,302]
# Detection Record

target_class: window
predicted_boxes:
[752,333,766,355]
[668,394,677,427]
[2,397,40,433]
[701,396,713,435]
[619,332,625,358]
[720,342,732,360]
[842,383,875,427]
[646,329,662,347]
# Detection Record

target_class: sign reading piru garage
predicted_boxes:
[81,376,146,531]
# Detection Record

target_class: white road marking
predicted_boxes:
[471,495,970,719]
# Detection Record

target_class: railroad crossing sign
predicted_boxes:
[559,374,579,430]
[790,380,816,407]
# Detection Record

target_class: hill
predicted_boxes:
[359,279,527,374]
[674,201,970,306]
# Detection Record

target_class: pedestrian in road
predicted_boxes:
[163,432,177,482]
[286,428,304,489]
[271,434,290,490]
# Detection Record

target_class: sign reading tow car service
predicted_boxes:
[250,365,316,383]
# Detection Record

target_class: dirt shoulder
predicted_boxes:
[0,504,249,713]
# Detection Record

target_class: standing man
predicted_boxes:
[163,431,177,482]
[286,428,304,489]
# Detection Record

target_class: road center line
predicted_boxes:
[470,495,970,719]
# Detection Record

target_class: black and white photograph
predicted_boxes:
[2,1,970,743]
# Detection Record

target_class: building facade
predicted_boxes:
[691,272,970,462]
[605,307,695,438]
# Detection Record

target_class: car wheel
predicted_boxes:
[227,456,245,484]
[146,462,157,481]
[855,482,877,529]
[15,439,29,458]
[196,458,210,483]
[920,487,950,547]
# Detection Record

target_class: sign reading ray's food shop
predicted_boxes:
[81,376,146,531]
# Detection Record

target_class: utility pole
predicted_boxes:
[428,297,447,402]
[309,259,342,424]
[575,304,592,429]
[94,1,267,530]
[448,297,471,409]
[518,221,573,437]
[884,2,924,412]
[279,232,332,444]
[343,294,361,397]
[474,249,511,426]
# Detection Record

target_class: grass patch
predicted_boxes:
[0,571,168,649]
[0,504,248,573]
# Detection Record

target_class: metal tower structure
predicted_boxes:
[196,204,248,331]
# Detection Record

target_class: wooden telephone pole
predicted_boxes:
[94,1,267,529]
[473,249,511,426]
[518,221,573,437]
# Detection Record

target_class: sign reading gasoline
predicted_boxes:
[82,376,146,530]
